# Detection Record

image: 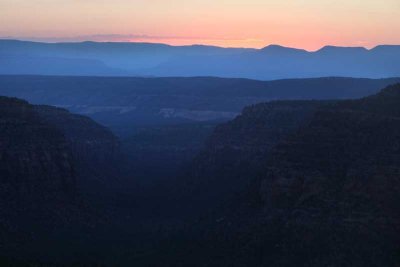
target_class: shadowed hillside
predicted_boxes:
[0,97,124,265]
[171,83,400,266]
[1,81,400,266]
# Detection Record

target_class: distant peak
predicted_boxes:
[317,45,367,53]
[260,44,307,53]
[262,44,287,49]
[372,44,400,49]
[370,45,400,52]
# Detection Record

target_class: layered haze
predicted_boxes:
[0,40,400,79]
[1,0,399,49]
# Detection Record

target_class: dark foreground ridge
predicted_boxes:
[176,83,400,266]
[0,96,123,264]
[1,83,400,266]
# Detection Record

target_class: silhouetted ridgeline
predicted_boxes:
[173,83,400,266]
[0,97,76,205]
[182,100,326,213]
[253,84,400,266]
[0,96,80,257]
[0,40,400,79]
[1,80,400,266]
[0,96,122,261]
[1,75,398,184]
[35,105,122,189]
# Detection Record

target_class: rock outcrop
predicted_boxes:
[180,84,400,266]
[261,84,400,218]
[246,83,400,266]
[0,97,76,205]
[0,96,127,264]
[184,100,325,212]
[35,105,121,189]
[0,96,122,248]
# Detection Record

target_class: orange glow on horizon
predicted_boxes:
[0,0,399,50]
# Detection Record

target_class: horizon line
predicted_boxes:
[1,38,399,53]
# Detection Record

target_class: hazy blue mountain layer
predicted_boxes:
[1,40,399,79]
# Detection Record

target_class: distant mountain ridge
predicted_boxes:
[0,75,399,136]
[1,40,399,79]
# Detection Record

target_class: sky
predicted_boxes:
[0,0,399,50]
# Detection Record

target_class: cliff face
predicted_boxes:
[244,84,400,266]
[36,105,119,162]
[35,105,121,188]
[0,96,122,220]
[189,84,400,219]
[0,98,121,204]
[184,101,324,211]
[261,84,400,218]
[0,97,76,205]
[0,96,124,261]
[179,84,400,266]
